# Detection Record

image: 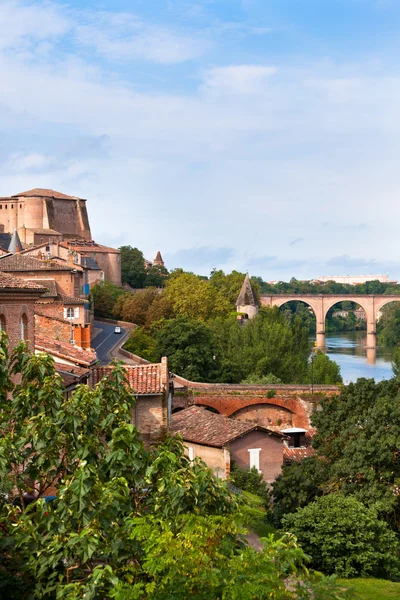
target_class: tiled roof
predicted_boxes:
[30,279,58,297]
[237,273,258,307]
[55,362,90,388]
[35,335,97,367]
[171,406,282,448]
[12,188,85,200]
[59,293,86,305]
[66,241,120,254]
[28,228,63,235]
[283,446,315,464]
[0,272,46,291]
[90,362,168,395]
[0,254,72,271]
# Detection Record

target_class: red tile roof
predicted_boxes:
[35,335,97,367]
[171,406,283,448]
[283,446,315,464]
[0,254,72,271]
[0,272,46,291]
[90,362,168,395]
[29,279,58,297]
[12,188,85,200]
[66,241,120,254]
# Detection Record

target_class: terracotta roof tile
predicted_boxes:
[90,363,167,395]
[0,254,72,271]
[29,279,58,297]
[171,406,282,447]
[283,446,315,464]
[12,188,85,200]
[35,335,97,367]
[67,241,120,254]
[0,272,46,291]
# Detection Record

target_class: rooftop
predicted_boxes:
[237,273,258,307]
[30,279,58,297]
[35,335,97,367]
[90,360,169,395]
[0,272,46,292]
[171,406,282,447]
[12,188,85,200]
[0,254,73,272]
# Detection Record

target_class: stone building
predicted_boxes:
[0,188,91,243]
[236,273,259,319]
[171,406,285,482]
[0,272,45,351]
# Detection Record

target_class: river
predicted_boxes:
[322,331,394,384]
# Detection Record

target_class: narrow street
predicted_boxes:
[92,321,127,365]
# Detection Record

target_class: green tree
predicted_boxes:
[230,464,270,507]
[209,269,251,308]
[165,271,231,321]
[92,281,126,319]
[119,245,147,288]
[123,327,156,361]
[0,333,349,599]
[392,345,400,380]
[145,264,169,287]
[115,287,160,326]
[154,316,215,381]
[378,303,400,346]
[282,495,400,578]
[307,351,342,385]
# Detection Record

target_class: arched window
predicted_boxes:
[11,204,13,209]
[20,314,28,340]
[0,315,5,332]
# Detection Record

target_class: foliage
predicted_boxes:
[145,264,169,287]
[392,345,400,380]
[272,457,329,526]
[209,269,252,307]
[311,378,400,526]
[0,333,350,599]
[230,464,270,507]
[307,351,342,385]
[282,495,400,578]
[92,281,126,319]
[241,373,282,384]
[154,316,215,381]
[337,578,400,600]
[378,303,400,346]
[115,288,160,325]
[165,271,231,321]
[119,245,148,288]
[123,327,156,361]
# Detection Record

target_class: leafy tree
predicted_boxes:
[145,292,175,328]
[230,464,270,507]
[272,457,329,526]
[119,245,147,288]
[392,345,400,380]
[115,287,160,325]
[165,271,231,321]
[0,333,349,599]
[307,351,342,385]
[209,269,250,308]
[91,281,126,319]
[241,373,283,384]
[378,303,400,346]
[123,327,156,361]
[282,495,400,578]
[154,316,215,381]
[145,264,169,287]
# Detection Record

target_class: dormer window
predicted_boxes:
[280,428,307,448]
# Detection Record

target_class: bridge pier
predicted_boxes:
[366,347,377,365]
[316,330,326,348]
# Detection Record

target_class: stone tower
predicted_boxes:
[236,273,258,319]
[8,229,23,254]
[153,251,164,267]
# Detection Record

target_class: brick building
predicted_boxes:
[90,359,170,443]
[171,406,285,482]
[0,272,45,351]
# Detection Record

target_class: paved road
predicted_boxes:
[93,321,126,364]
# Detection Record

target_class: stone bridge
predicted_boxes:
[260,294,400,355]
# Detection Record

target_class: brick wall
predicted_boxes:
[0,296,36,351]
[35,313,71,342]
[134,394,168,443]
[232,403,294,429]
[230,430,284,483]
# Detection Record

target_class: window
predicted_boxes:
[66,307,74,319]
[11,204,13,209]
[188,447,195,461]
[248,448,261,472]
[20,314,28,341]
[0,205,2,209]
[20,204,22,209]
[5,205,7,209]
[0,315,5,331]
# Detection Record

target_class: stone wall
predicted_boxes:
[230,430,284,483]
[134,395,168,443]
[0,296,36,351]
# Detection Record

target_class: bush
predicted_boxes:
[282,495,400,578]
[230,463,270,507]
[123,327,156,361]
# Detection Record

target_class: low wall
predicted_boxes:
[118,347,150,365]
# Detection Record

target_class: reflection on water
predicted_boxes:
[322,331,394,384]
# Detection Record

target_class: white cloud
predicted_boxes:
[202,64,277,95]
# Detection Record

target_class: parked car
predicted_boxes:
[114,326,121,334]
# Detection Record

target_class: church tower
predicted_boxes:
[236,273,258,319]
[153,251,164,267]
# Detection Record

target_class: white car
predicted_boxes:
[114,326,121,334]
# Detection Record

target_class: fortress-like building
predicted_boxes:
[0,188,91,245]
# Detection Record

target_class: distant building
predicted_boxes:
[314,274,397,285]
[236,273,259,319]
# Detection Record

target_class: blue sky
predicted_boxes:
[1,0,400,280]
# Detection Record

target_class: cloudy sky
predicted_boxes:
[1,0,400,280]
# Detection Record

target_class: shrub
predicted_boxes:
[123,327,156,361]
[230,463,270,507]
[282,495,400,578]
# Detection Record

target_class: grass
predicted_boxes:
[337,578,400,599]
[238,490,280,538]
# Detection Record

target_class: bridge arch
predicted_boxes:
[230,403,294,430]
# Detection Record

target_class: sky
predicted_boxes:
[1,0,400,281]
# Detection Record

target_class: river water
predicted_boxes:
[323,331,394,384]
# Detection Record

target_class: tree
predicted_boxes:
[392,345,400,380]
[145,292,175,328]
[115,287,160,325]
[0,333,349,599]
[165,271,231,321]
[154,316,215,381]
[123,327,156,361]
[307,351,342,385]
[378,303,400,346]
[92,282,126,319]
[145,264,169,287]
[209,270,249,308]
[119,245,147,288]
[282,495,400,578]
